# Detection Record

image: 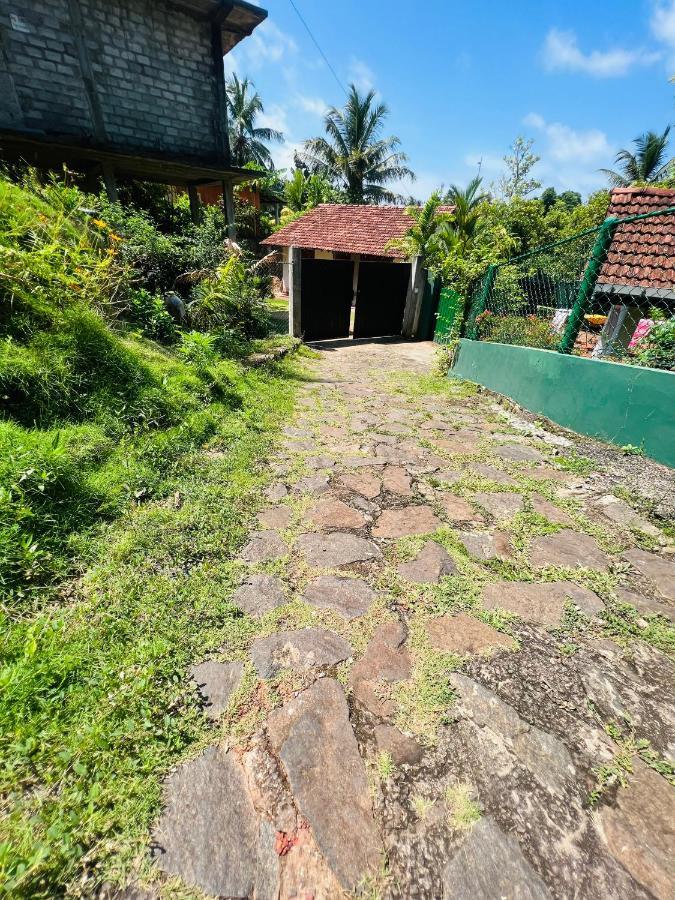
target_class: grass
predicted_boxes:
[587,718,675,805]
[375,751,396,782]
[0,356,300,896]
[444,783,481,831]
[0,172,310,895]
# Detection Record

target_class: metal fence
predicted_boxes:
[460,207,675,371]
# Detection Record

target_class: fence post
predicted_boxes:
[466,264,497,339]
[558,218,618,354]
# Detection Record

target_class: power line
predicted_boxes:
[287,0,347,96]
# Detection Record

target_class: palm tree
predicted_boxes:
[301,84,414,203]
[388,192,455,264]
[600,127,673,186]
[225,74,283,168]
[443,176,487,246]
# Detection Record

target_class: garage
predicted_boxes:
[261,204,424,342]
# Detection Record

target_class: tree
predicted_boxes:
[443,176,488,247]
[540,187,582,213]
[283,169,336,213]
[540,187,558,212]
[388,192,454,265]
[497,137,541,200]
[225,74,283,168]
[600,127,673,186]
[301,84,415,203]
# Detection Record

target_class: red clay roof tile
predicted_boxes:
[597,187,675,290]
[261,203,453,258]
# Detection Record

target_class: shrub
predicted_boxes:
[632,317,675,371]
[189,255,270,337]
[491,265,527,315]
[98,195,232,293]
[178,331,218,371]
[126,288,177,343]
[478,313,559,349]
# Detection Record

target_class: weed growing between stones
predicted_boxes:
[444,783,481,831]
[394,612,460,743]
[412,795,436,819]
[385,371,479,403]
[474,607,519,637]
[376,751,396,782]
[599,599,675,655]
[588,718,675,805]
[556,453,597,476]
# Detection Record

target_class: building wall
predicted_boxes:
[450,338,675,468]
[0,0,222,161]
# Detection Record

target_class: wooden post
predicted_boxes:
[101,161,118,203]
[187,185,202,223]
[289,246,302,338]
[222,179,236,240]
[402,256,425,337]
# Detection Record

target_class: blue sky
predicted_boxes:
[226,0,675,199]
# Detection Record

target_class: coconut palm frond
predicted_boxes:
[299,84,414,203]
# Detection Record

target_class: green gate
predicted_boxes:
[433,287,461,344]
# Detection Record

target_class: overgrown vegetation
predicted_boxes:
[0,170,302,894]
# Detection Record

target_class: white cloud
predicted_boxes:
[269,139,303,172]
[227,20,297,71]
[296,95,329,117]
[651,0,675,67]
[257,103,290,139]
[523,113,612,163]
[347,58,376,91]
[541,28,659,77]
[396,170,445,203]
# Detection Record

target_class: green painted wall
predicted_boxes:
[450,339,675,468]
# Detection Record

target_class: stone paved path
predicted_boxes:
[148,339,675,899]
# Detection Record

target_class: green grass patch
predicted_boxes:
[0,355,300,896]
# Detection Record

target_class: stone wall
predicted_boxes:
[0,0,223,161]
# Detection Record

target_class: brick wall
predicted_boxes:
[0,0,223,162]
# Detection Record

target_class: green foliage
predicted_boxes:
[541,187,581,212]
[126,289,177,343]
[177,331,218,371]
[600,126,673,187]
[226,73,283,168]
[631,317,675,371]
[388,192,454,265]
[497,136,541,199]
[98,197,230,293]
[443,176,488,248]
[476,313,558,349]
[188,256,271,338]
[491,265,527,315]
[283,168,337,213]
[276,169,340,230]
[301,84,414,203]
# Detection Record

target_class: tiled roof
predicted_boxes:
[261,204,453,258]
[598,187,675,290]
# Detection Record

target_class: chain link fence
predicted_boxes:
[462,207,675,371]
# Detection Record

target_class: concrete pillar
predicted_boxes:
[281,246,290,293]
[289,246,302,338]
[222,179,236,240]
[402,255,425,337]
